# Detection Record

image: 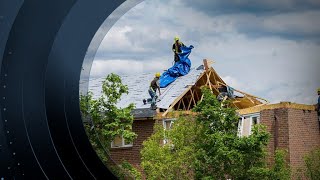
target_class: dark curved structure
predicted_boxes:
[0,0,141,179]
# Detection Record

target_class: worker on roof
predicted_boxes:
[149,72,161,110]
[172,36,185,64]
[217,84,235,102]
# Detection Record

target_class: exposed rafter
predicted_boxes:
[162,59,268,117]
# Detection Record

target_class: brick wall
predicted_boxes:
[275,108,290,155]
[109,119,155,168]
[260,109,276,165]
[109,108,320,179]
[288,109,320,170]
[260,108,320,178]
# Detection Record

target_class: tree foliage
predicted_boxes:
[141,116,198,179]
[141,87,290,179]
[110,161,142,180]
[80,73,138,179]
[80,73,137,146]
[193,88,271,179]
[270,149,291,180]
[304,148,320,180]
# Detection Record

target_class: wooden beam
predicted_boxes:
[209,71,213,85]
[204,71,213,92]
[210,84,220,94]
[186,89,196,110]
[195,69,207,84]
[181,98,186,110]
[203,59,209,71]
[205,71,210,84]
[201,74,207,86]
[211,70,217,84]
[203,59,215,71]
[211,84,222,88]
[190,89,197,106]
[177,100,182,109]
[162,85,194,117]
[194,89,200,100]
[244,95,255,105]
[187,96,192,110]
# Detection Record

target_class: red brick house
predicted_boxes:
[238,102,320,174]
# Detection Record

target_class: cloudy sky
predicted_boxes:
[89,0,320,105]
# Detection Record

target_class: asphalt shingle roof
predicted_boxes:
[88,65,204,110]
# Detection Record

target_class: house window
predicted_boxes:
[111,128,133,148]
[249,115,260,135]
[237,117,244,137]
[163,119,175,144]
[252,116,260,126]
[163,119,174,130]
[238,113,260,137]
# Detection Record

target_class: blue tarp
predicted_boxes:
[159,45,194,88]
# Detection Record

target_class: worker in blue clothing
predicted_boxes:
[148,72,161,110]
[172,36,185,64]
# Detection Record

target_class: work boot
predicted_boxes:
[151,104,157,110]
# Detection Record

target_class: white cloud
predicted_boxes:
[262,10,320,35]
[222,76,248,91]
[202,33,320,105]
[90,58,172,78]
[97,25,151,53]
[90,60,143,77]
[265,81,319,104]
[89,0,320,105]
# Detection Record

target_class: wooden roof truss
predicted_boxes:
[162,59,268,116]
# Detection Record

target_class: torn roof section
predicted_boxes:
[88,60,268,117]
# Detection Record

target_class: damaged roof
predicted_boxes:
[88,62,268,117]
[88,65,204,110]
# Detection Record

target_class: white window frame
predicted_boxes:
[238,117,244,137]
[248,113,260,135]
[162,118,175,145]
[111,128,133,148]
[238,113,260,137]
[163,119,175,130]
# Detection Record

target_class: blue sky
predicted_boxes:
[89,0,320,104]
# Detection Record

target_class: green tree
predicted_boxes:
[304,148,320,180]
[141,116,198,179]
[141,87,290,179]
[269,149,291,180]
[80,73,137,147]
[193,88,271,179]
[80,73,138,179]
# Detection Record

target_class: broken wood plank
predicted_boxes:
[203,59,209,71]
